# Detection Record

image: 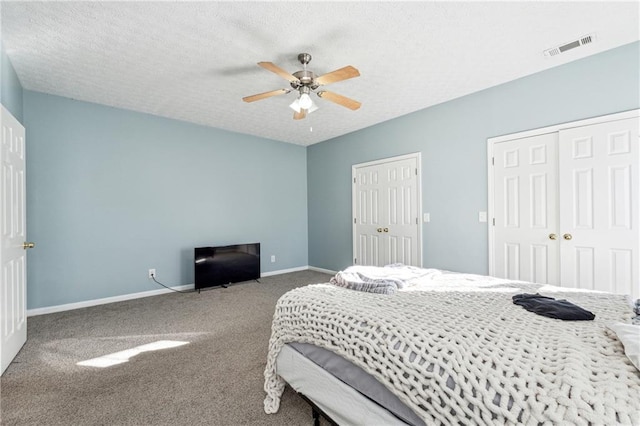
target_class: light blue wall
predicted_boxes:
[308,41,640,273]
[24,91,308,309]
[0,43,23,122]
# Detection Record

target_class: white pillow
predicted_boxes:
[607,322,640,371]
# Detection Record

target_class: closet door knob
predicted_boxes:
[549,234,557,240]
[563,233,573,241]
[377,228,383,233]
[383,228,389,233]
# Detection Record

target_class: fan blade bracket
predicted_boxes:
[317,91,361,111]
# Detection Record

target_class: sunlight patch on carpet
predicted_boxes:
[77,340,189,368]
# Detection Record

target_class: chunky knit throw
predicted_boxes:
[264,273,639,425]
[329,264,434,294]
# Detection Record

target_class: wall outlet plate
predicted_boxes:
[148,269,156,279]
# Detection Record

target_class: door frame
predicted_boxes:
[487,108,640,277]
[352,152,423,267]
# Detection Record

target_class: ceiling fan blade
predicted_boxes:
[315,66,360,85]
[258,62,298,82]
[317,91,361,110]
[293,109,307,120]
[242,89,290,103]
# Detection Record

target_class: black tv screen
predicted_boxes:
[194,243,260,290]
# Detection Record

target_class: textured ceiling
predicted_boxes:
[1,1,638,146]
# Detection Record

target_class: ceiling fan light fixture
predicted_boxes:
[289,97,318,114]
[289,98,301,113]
[299,93,313,110]
[306,101,319,114]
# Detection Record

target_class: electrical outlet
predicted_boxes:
[148,269,156,279]
[271,255,276,263]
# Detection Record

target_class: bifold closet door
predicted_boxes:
[558,117,639,298]
[353,155,420,267]
[493,133,560,285]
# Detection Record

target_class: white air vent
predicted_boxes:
[544,33,597,57]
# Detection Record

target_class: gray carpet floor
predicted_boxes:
[0,270,334,425]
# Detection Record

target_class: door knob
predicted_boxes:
[23,242,35,249]
[377,228,383,233]
[383,228,389,233]
[549,234,557,240]
[563,233,572,241]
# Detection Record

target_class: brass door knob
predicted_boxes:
[549,233,557,240]
[377,228,383,233]
[383,228,389,233]
[563,233,573,241]
[23,242,35,249]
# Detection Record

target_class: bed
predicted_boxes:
[263,266,640,425]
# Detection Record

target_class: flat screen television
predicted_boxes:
[194,243,260,290]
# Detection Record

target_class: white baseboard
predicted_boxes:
[308,266,338,275]
[261,265,308,277]
[27,284,195,317]
[27,265,328,317]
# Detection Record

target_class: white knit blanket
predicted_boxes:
[329,264,435,294]
[263,272,640,425]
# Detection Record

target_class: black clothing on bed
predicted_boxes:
[512,293,595,321]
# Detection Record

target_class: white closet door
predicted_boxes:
[354,164,384,266]
[383,157,419,266]
[559,117,639,298]
[493,133,559,284]
[353,154,421,267]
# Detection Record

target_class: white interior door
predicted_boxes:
[493,133,559,284]
[1,105,28,375]
[559,117,639,298]
[353,153,421,267]
[353,163,384,266]
[384,157,419,265]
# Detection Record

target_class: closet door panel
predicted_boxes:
[354,166,384,266]
[493,133,559,284]
[559,117,639,298]
[382,158,418,266]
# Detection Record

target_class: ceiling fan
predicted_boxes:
[242,53,361,120]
